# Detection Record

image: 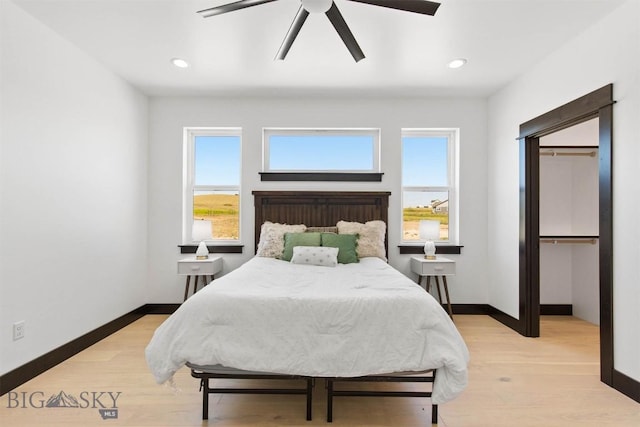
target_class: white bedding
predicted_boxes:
[145,256,469,404]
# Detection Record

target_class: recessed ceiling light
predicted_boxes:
[171,58,189,68]
[448,58,467,69]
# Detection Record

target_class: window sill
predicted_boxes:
[179,245,244,254]
[259,172,383,182]
[398,245,463,255]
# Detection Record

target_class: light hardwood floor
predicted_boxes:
[1,315,638,426]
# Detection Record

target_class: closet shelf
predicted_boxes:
[539,145,599,149]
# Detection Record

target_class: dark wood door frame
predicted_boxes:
[518,84,617,387]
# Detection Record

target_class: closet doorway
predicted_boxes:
[539,119,600,324]
[518,84,614,386]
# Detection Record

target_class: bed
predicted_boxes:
[145,191,469,424]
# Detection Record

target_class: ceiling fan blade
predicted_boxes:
[197,0,279,18]
[325,2,365,62]
[346,0,440,16]
[275,6,310,60]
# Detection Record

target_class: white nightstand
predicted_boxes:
[410,256,456,319]
[178,256,223,301]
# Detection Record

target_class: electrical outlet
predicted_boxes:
[13,321,25,341]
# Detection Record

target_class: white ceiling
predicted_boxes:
[12,0,626,97]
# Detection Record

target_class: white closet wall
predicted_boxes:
[572,242,600,324]
[539,118,600,325]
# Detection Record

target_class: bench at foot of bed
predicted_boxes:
[326,371,438,425]
[188,364,313,421]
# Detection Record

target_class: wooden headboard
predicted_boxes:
[252,191,391,253]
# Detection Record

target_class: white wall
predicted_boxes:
[540,119,600,235]
[572,242,600,325]
[487,0,640,381]
[148,96,488,305]
[0,2,149,375]
[539,244,573,304]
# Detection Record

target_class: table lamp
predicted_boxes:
[419,220,440,260]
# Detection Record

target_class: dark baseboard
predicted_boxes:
[0,304,179,396]
[613,369,640,403]
[451,304,573,316]
[450,304,492,315]
[144,303,181,314]
[488,304,573,333]
[487,304,573,334]
[487,304,524,335]
[540,304,573,316]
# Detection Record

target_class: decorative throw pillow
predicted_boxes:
[290,246,339,267]
[281,232,322,261]
[256,221,307,258]
[321,233,359,264]
[336,220,387,260]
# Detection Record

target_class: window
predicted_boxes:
[183,128,241,244]
[263,128,380,172]
[401,129,458,244]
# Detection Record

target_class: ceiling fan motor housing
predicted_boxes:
[301,0,333,14]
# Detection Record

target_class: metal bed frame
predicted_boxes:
[189,365,438,424]
[189,365,314,421]
[326,372,437,424]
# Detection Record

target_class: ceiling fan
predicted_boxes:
[197,0,441,62]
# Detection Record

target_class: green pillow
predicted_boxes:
[321,233,359,264]
[282,232,321,261]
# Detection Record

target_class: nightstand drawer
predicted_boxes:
[178,257,222,276]
[410,257,456,276]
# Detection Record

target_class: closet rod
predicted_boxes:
[540,150,597,157]
[540,238,598,245]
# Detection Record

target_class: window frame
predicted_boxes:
[182,127,242,246]
[401,128,459,245]
[262,128,381,173]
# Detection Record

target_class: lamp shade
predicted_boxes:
[419,220,440,241]
[192,219,212,242]
[419,220,440,260]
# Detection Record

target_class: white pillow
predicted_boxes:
[290,246,339,267]
[256,221,307,258]
[336,220,387,261]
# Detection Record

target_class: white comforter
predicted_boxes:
[145,257,469,403]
